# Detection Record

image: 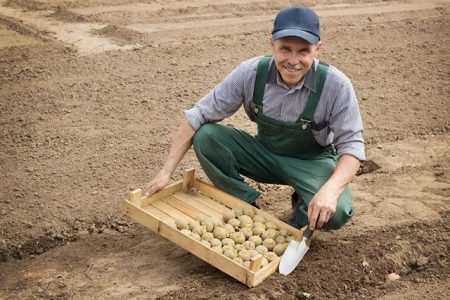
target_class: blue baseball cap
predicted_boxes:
[272,6,320,44]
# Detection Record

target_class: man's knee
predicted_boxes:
[324,188,354,230]
[193,123,218,148]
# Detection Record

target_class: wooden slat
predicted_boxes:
[142,204,176,229]
[186,190,232,215]
[172,193,223,220]
[140,181,183,207]
[151,200,192,222]
[163,195,199,220]
[193,178,246,208]
[123,200,161,232]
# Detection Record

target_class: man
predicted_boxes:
[145,6,365,231]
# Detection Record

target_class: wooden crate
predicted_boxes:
[123,169,304,287]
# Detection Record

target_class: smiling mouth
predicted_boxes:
[283,64,304,73]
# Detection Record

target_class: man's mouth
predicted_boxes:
[282,63,304,73]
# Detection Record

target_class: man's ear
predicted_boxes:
[269,36,275,49]
[315,41,322,56]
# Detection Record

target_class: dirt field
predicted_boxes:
[0,0,449,299]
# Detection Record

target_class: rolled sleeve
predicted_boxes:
[329,78,366,161]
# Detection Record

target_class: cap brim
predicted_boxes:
[272,29,319,44]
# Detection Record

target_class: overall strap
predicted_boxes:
[253,56,272,112]
[300,62,329,127]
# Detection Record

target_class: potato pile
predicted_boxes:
[175,207,295,269]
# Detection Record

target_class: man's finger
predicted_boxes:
[309,207,319,230]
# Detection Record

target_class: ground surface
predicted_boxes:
[0,0,449,299]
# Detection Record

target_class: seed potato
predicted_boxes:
[222,211,235,223]
[210,238,222,247]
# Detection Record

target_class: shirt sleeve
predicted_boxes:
[328,76,366,161]
[184,59,257,130]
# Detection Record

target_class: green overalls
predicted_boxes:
[193,57,354,230]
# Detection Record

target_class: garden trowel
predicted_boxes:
[279,226,314,275]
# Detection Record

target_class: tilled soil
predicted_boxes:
[0,0,449,299]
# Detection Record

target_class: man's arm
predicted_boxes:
[145,120,195,196]
[307,154,360,229]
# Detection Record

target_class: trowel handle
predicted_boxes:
[303,227,314,240]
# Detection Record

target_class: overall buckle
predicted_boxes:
[300,118,311,130]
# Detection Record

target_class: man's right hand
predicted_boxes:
[145,170,170,196]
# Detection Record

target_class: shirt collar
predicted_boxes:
[266,58,317,92]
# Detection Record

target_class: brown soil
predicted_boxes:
[0,0,449,299]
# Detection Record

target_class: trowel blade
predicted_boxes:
[279,239,310,275]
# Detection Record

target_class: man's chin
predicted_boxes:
[282,75,302,87]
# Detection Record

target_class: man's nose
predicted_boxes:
[287,53,300,65]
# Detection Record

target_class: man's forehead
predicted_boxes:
[275,36,313,46]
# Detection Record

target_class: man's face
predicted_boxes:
[270,36,321,87]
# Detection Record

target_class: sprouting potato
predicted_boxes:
[228,218,241,229]
[239,250,250,262]
[210,238,222,247]
[223,223,235,235]
[262,238,276,251]
[229,232,245,244]
[261,228,277,240]
[239,215,253,226]
[241,227,253,239]
[188,220,200,230]
[253,215,266,223]
[232,207,244,217]
[265,252,278,262]
[243,207,255,217]
[192,225,205,236]
[248,249,260,258]
[191,233,202,242]
[253,222,266,229]
[233,257,243,265]
[213,226,227,239]
[223,211,235,223]
[256,245,269,255]
[252,224,265,236]
[175,218,189,230]
[197,213,208,224]
[248,235,262,246]
[203,219,215,232]
[286,235,295,243]
[275,235,286,244]
[279,228,288,237]
[265,221,278,230]
[234,244,246,252]
[224,249,237,259]
[273,244,285,256]
[222,238,235,247]
[222,245,235,253]
[201,240,211,248]
[243,240,255,250]
[202,232,214,242]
